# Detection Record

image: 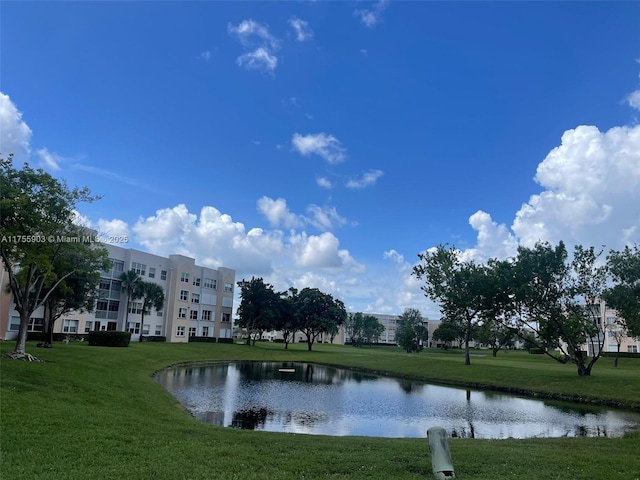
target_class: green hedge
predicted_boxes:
[600,351,640,359]
[217,338,234,344]
[142,336,166,342]
[188,336,217,343]
[528,348,545,354]
[88,331,131,347]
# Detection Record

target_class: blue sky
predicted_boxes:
[2,1,639,318]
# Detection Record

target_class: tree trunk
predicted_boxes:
[614,344,620,368]
[14,309,30,356]
[139,311,145,342]
[464,340,471,365]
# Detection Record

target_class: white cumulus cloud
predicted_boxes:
[354,0,389,28]
[289,17,313,42]
[36,148,62,171]
[346,169,384,189]
[228,19,280,74]
[461,123,640,262]
[257,196,304,229]
[292,132,347,164]
[0,92,33,160]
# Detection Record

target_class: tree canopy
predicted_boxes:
[604,244,640,339]
[1,156,107,360]
[395,308,428,353]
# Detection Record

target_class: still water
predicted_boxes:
[155,361,640,439]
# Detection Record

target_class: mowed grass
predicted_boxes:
[1,340,639,479]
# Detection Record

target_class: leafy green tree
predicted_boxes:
[1,156,102,360]
[431,319,463,349]
[604,244,640,339]
[413,246,490,365]
[395,308,428,353]
[119,270,142,331]
[475,321,515,357]
[508,242,608,376]
[362,314,384,345]
[295,287,346,351]
[40,231,110,344]
[236,277,280,345]
[274,287,300,349]
[137,281,165,341]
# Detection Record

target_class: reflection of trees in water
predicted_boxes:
[398,380,424,394]
[231,408,270,430]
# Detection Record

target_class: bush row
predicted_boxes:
[88,331,131,347]
[600,351,640,359]
[188,336,217,343]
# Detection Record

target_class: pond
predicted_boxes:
[154,361,640,439]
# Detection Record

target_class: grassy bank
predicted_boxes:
[1,340,639,479]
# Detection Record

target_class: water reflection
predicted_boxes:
[155,361,640,439]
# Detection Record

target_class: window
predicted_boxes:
[201,293,216,306]
[189,327,197,337]
[178,308,187,318]
[128,302,143,314]
[180,272,190,283]
[132,262,146,276]
[176,326,185,337]
[606,316,617,325]
[204,277,217,289]
[221,312,231,322]
[9,316,20,331]
[180,290,189,301]
[222,297,233,308]
[142,324,150,335]
[157,310,163,316]
[202,326,209,337]
[85,321,93,333]
[202,310,212,321]
[193,277,200,286]
[113,260,124,273]
[629,346,638,353]
[63,319,79,333]
[28,317,44,332]
[127,322,140,334]
[155,325,162,335]
[190,310,198,320]
[224,282,233,292]
[161,270,167,281]
[191,293,200,304]
[148,267,156,279]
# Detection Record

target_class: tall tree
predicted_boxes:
[1,156,101,360]
[137,281,165,341]
[41,232,110,344]
[604,244,640,339]
[507,242,608,376]
[362,314,384,345]
[274,287,300,349]
[413,246,490,365]
[119,270,142,332]
[295,288,346,351]
[395,308,428,353]
[236,277,280,345]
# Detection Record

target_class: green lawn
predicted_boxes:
[1,340,639,479]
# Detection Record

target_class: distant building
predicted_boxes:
[1,244,235,343]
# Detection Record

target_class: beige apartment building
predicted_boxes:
[1,244,235,343]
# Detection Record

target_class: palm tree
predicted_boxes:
[119,270,142,332]
[138,282,165,342]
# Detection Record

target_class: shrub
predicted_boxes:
[600,351,640,359]
[88,331,131,347]
[142,336,166,342]
[528,347,544,354]
[188,336,217,343]
[273,338,285,343]
[217,338,234,344]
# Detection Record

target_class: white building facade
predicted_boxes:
[1,244,235,343]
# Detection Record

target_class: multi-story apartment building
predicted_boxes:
[1,244,235,343]
[582,299,639,355]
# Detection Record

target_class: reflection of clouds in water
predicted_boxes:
[155,362,640,439]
